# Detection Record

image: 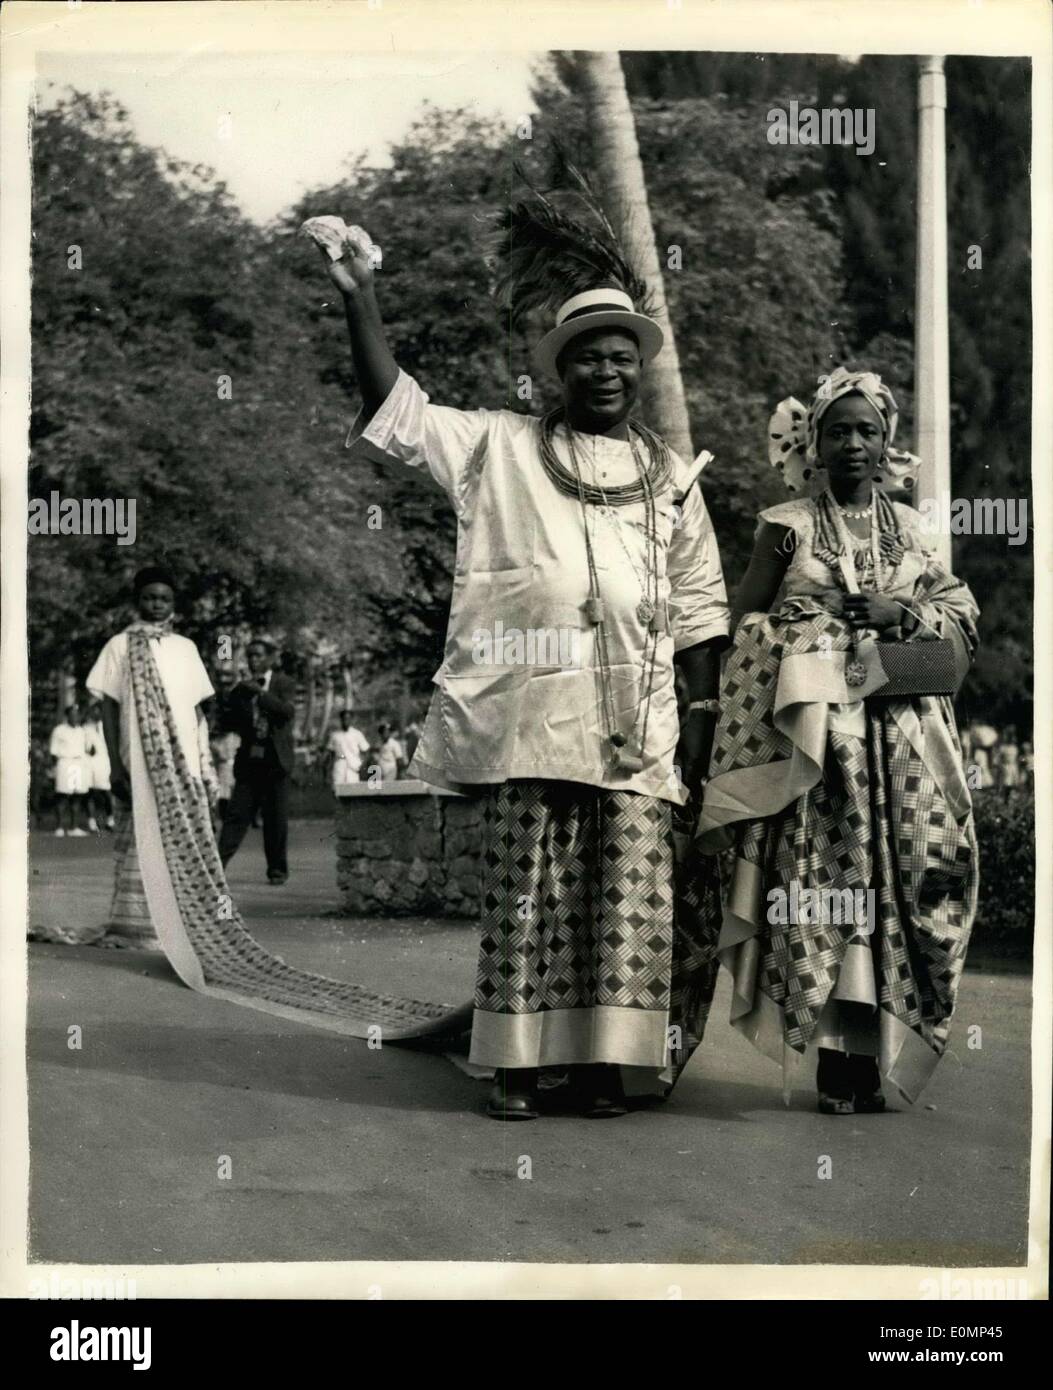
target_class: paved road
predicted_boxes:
[26,823,1032,1272]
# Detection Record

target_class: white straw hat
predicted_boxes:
[533,286,663,378]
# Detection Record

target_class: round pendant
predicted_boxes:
[845,660,868,688]
[610,731,627,749]
[637,596,656,624]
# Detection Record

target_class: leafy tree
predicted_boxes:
[816,55,1033,725]
[533,65,846,575]
[31,57,1030,731]
[30,90,390,700]
[620,51,1033,726]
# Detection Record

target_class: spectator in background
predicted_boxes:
[375,721,406,783]
[209,665,241,823]
[1021,741,1034,787]
[210,663,238,725]
[403,719,422,767]
[958,721,974,767]
[326,709,370,791]
[218,638,297,885]
[995,727,1022,801]
[49,705,92,837]
[84,700,115,831]
[968,719,999,790]
[30,737,53,829]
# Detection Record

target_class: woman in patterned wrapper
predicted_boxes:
[697,369,980,1114]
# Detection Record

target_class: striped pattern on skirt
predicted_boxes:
[108,809,161,947]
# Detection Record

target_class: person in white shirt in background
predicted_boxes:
[995,726,1022,801]
[49,705,92,836]
[375,721,406,783]
[968,719,999,789]
[327,709,371,791]
[84,700,115,832]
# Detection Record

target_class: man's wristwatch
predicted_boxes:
[687,699,721,715]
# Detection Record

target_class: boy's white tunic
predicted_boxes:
[87,631,213,776]
[350,371,730,798]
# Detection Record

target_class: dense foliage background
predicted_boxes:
[28,53,1032,728]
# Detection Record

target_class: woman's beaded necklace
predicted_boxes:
[819,486,908,688]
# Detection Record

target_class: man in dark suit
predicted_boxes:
[218,638,297,884]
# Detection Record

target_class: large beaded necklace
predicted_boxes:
[550,415,667,773]
[538,409,674,505]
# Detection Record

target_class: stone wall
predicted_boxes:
[335,783,484,917]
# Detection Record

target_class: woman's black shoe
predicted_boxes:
[817,1048,855,1115]
[578,1063,628,1118]
[849,1053,887,1113]
[486,1067,539,1121]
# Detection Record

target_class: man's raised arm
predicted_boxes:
[308,220,488,504]
[315,232,398,419]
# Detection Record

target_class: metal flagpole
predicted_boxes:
[914,55,953,568]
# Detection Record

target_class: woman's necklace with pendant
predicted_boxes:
[837,492,881,689]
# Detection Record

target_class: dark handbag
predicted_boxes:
[866,637,962,699]
[833,545,966,700]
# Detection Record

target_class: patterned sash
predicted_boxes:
[123,627,469,1042]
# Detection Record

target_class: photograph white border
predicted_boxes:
[2,0,1049,1301]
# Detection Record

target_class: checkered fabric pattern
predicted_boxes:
[666,834,723,1081]
[710,605,848,779]
[870,697,978,1053]
[712,608,978,1060]
[107,808,160,946]
[475,781,675,1014]
[125,631,464,1040]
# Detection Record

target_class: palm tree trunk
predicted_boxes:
[574,51,694,461]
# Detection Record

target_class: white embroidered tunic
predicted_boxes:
[348,370,730,804]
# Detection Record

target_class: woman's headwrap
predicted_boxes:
[767,367,921,496]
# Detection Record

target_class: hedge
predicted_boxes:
[970,790,1035,960]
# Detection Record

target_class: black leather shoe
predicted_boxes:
[486,1067,539,1121]
[817,1048,855,1115]
[267,873,288,885]
[578,1063,628,1118]
[849,1053,886,1113]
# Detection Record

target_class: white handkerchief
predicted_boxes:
[299,216,381,266]
[299,214,351,260]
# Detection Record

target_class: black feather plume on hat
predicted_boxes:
[487,148,658,327]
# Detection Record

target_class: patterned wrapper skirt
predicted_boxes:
[469,779,720,1075]
[699,608,978,1103]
